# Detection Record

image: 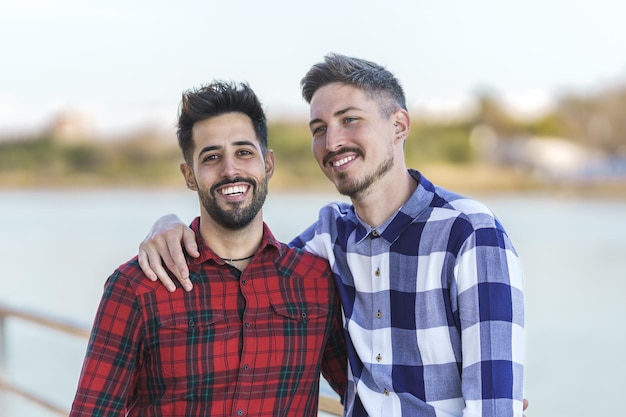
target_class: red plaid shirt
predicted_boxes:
[70,218,347,417]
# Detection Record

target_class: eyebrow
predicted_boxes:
[197,140,258,158]
[309,106,364,127]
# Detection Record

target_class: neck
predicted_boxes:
[199,212,264,261]
[351,168,416,227]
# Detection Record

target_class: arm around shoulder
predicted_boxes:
[137,214,197,292]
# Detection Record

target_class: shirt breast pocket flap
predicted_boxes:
[159,313,224,332]
[271,302,330,323]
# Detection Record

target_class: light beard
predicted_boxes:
[334,150,394,199]
[199,177,268,230]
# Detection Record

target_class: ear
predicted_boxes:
[264,149,275,180]
[180,162,198,191]
[392,109,410,143]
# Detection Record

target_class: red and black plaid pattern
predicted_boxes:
[70,219,347,417]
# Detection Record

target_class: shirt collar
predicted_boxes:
[186,217,283,268]
[354,169,436,244]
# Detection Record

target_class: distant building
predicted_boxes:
[494,135,605,181]
[47,110,94,144]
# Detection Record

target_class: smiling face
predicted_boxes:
[308,82,404,199]
[181,112,274,230]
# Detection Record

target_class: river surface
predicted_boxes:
[1,188,625,417]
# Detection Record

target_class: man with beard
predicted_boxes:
[69,81,347,417]
[138,54,526,417]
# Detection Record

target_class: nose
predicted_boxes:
[325,125,346,152]
[221,155,240,178]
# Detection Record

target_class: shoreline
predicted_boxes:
[1,162,625,200]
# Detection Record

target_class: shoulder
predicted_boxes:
[432,185,499,229]
[411,170,497,228]
[276,243,333,277]
[279,242,330,266]
[289,200,355,252]
[318,200,353,219]
[314,200,357,234]
[114,256,165,295]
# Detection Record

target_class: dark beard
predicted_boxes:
[199,176,268,230]
[335,152,394,199]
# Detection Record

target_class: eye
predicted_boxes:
[202,154,219,163]
[237,149,254,156]
[311,125,326,136]
[343,116,358,124]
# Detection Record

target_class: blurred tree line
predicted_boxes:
[1,80,624,189]
[0,134,183,187]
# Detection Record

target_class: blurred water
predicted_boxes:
[1,188,625,417]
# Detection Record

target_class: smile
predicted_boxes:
[331,155,356,167]
[219,185,249,196]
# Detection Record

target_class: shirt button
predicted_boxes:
[188,319,195,327]
[245,321,251,328]
[383,388,390,396]
[376,354,382,362]
[375,268,380,277]
[376,310,382,319]
[237,410,244,416]
[371,230,379,237]
[242,279,247,285]
[243,364,249,371]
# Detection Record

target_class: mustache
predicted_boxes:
[210,177,256,194]
[322,147,363,166]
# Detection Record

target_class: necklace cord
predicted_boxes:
[221,254,254,263]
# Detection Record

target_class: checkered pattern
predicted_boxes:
[70,219,347,417]
[291,170,525,417]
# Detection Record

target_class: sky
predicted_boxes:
[1,0,626,138]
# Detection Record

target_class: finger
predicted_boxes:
[146,246,178,292]
[182,227,200,258]
[162,232,193,292]
[138,249,157,281]
[139,235,173,285]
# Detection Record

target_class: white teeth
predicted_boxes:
[332,155,356,167]
[220,185,248,196]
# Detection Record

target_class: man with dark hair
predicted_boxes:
[70,81,347,417]
[139,54,526,417]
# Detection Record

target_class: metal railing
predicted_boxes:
[0,302,343,416]
[0,302,90,416]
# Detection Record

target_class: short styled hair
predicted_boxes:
[177,81,268,164]
[300,53,407,116]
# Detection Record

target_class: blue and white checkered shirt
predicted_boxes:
[291,170,525,417]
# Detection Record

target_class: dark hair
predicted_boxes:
[300,52,407,116]
[177,81,268,164]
